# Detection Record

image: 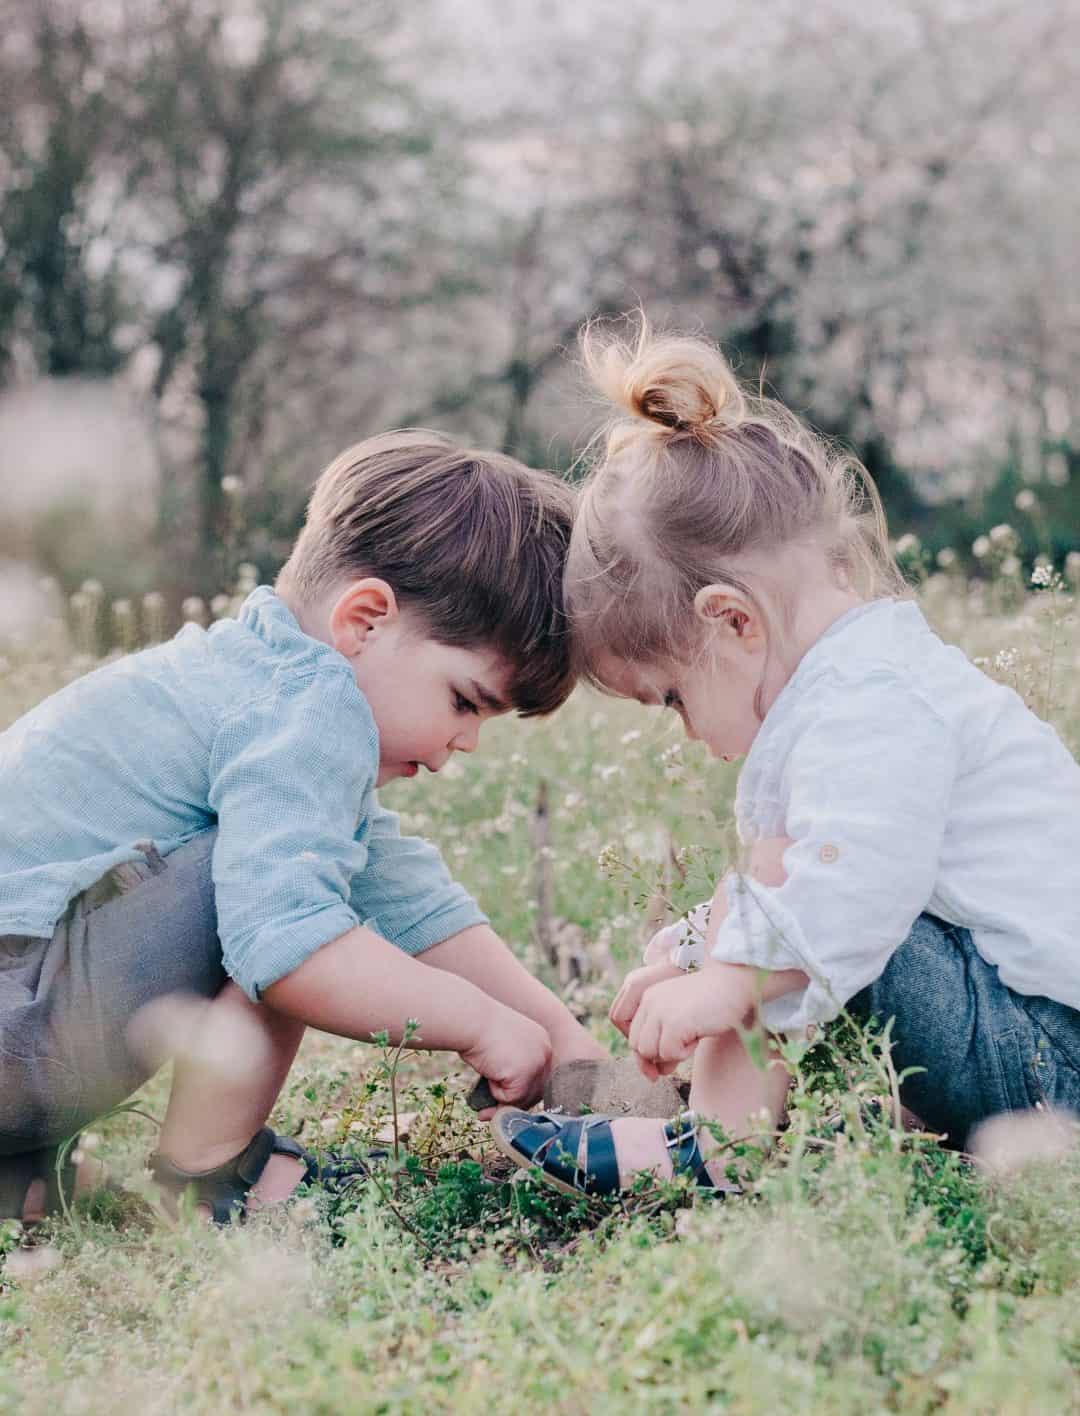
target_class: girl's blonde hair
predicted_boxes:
[565,315,907,685]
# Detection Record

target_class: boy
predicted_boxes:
[0,429,605,1224]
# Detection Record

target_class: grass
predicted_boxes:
[2,540,1080,1412]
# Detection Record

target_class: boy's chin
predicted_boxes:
[376,761,419,786]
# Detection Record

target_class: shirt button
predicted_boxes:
[819,843,840,864]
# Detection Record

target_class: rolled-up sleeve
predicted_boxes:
[350,792,487,956]
[710,671,956,1031]
[208,671,374,999]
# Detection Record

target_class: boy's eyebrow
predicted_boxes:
[471,679,511,713]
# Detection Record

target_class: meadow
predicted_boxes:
[2,535,1080,1415]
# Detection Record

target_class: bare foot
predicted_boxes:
[243,1153,307,1212]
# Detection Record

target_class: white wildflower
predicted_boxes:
[596,842,620,874]
[1014,489,1037,512]
[972,536,990,559]
[936,547,957,569]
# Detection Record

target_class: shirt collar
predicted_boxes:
[237,585,354,677]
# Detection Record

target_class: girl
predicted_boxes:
[492,317,1080,1196]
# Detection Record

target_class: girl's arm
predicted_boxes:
[612,837,805,1038]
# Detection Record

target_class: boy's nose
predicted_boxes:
[452,720,480,753]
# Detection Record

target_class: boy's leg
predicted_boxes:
[1,831,306,1216]
[153,981,307,1207]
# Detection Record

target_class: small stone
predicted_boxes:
[544,1057,688,1118]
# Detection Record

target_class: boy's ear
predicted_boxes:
[692,585,764,651]
[328,578,399,658]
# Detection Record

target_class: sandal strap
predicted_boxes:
[148,1128,384,1224]
[663,1111,722,1191]
[149,1126,281,1224]
[504,1111,621,1196]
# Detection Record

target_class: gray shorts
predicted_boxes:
[0,831,224,1157]
[849,913,1080,1147]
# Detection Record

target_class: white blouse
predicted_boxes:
[696,598,1080,1031]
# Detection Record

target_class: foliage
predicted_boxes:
[2,555,1080,1410]
[3,0,1079,601]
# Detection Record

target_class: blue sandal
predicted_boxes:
[491,1108,727,1199]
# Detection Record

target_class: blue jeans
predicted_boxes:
[848,913,1080,1147]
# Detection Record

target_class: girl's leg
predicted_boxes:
[689,1030,792,1138]
[849,913,1080,1148]
[592,1030,790,1187]
[598,835,798,1186]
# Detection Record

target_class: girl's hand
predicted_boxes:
[642,923,679,966]
[628,970,750,1080]
[609,960,682,1037]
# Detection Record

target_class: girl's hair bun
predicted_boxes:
[581,315,745,438]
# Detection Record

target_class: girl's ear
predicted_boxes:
[693,585,764,649]
[329,578,399,658]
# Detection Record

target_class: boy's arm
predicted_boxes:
[421,924,608,1066]
[262,921,552,1106]
[353,796,608,1065]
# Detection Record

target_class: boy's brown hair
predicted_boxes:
[277,429,577,716]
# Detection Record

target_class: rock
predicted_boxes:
[544,1057,688,1118]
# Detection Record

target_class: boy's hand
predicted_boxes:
[459,1004,552,1116]
[609,960,682,1038]
[628,970,750,1081]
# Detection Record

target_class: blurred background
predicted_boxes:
[1,0,1078,625]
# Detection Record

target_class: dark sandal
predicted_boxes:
[148,1126,381,1225]
[0,1141,78,1221]
[662,1111,733,1193]
[491,1108,731,1199]
[491,1109,621,1197]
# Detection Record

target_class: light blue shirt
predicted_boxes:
[0,587,486,1000]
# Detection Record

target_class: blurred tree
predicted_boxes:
[419,0,1079,534]
[129,0,447,582]
[0,3,130,380]
[3,0,1079,595]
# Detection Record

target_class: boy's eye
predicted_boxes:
[454,691,479,715]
